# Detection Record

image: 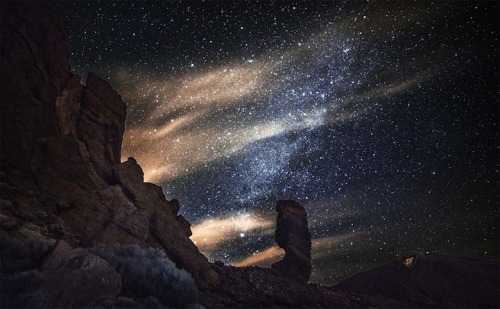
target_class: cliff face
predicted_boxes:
[2,2,498,309]
[1,2,70,178]
[0,1,217,290]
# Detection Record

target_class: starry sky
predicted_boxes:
[52,1,499,285]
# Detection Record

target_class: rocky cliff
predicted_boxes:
[1,4,363,307]
[1,2,498,309]
[0,1,217,292]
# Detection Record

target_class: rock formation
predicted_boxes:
[271,200,312,283]
[335,253,500,308]
[0,1,217,291]
[201,264,368,308]
[2,2,498,309]
[41,240,122,307]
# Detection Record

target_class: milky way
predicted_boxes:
[53,1,498,284]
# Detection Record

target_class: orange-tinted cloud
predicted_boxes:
[117,3,439,183]
[230,231,364,267]
[231,245,284,267]
[190,212,274,259]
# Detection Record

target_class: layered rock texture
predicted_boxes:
[0,1,217,293]
[271,200,312,283]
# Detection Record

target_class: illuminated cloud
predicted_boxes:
[190,212,274,259]
[118,61,275,182]
[230,232,364,267]
[117,3,439,183]
[311,232,364,260]
[231,245,284,267]
[59,0,496,287]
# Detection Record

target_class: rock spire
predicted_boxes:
[271,200,312,283]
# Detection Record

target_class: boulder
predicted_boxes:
[41,240,122,308]
[271,200,312,283]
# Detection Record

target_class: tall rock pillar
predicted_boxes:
[271,200,312,283]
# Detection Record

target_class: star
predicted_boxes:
[52,0,499,284]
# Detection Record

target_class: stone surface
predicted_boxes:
[176,215,193,237]
[200,264,369,308]
[271,200,312,283]
[335,253,500,308]
[0,1,70,178]
[0,1,217,293]
[41,240,122,308]
[78,73,127,182]
[32,136,103,200]
[56,74,83,136]
[111,157,146,204]
[2,3,497,308]
[151,213,219,290]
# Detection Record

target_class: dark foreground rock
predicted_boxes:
[335,253,500,308]
[200,264,370,308]
[41,240,122,307]
[1,2,498,309]
[0,0,216,292]
[271,200,312,283]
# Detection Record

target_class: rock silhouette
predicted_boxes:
[0,1,216,290]
[335,253,500,308]
[271,200,312,283]
[1,2,498,308]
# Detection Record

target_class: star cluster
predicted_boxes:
[53,1,498,284]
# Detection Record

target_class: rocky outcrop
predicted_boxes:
[3,3,497,309]
[41,240,122,307]
[79,73,127,181]
[0,2,70,179]
[335,253,500,308]
[0,1,217,292]
[271,200,312,283]
[111,158,218,289]
[201,264,368,308]
[32,69,125,199]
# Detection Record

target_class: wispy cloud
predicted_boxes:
[117,2,440,183]
[231,245,284,267]
[190,212,274,259]
[230,231,365,267]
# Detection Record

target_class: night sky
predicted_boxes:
[52,1,499,284]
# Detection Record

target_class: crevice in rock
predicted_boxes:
[15,29,46,80]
